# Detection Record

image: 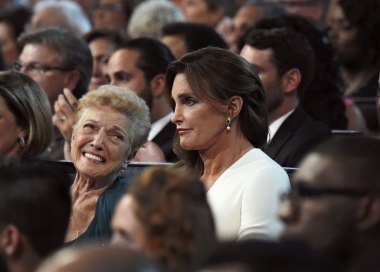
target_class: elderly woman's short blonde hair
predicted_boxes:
[0,71,52,157]
[75,85,151,155]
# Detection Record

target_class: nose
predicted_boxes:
[93,59,102,77]
[91,130,105,151]
[171,104,183,125]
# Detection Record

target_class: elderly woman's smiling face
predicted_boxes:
[71,105,130,181]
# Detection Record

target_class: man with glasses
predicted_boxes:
[280,136,380,269]
[16,28,92,160]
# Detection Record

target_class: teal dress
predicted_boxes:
[69,177,127,245]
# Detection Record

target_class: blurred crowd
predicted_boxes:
[0,0,379,271]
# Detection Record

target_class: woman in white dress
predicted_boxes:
[166,47,290,241]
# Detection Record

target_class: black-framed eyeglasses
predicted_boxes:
[282,182,373,204]
[91,3,124,12]
[13,61,71,76]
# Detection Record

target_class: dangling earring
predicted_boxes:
[225,117,231,131]
[19,137,26,148]
[119,164,127,178]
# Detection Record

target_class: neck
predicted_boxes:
[150,96,172,123]
[200,127,253,190]
[269,97,298,124]
[72,172,115,200]
[8,244,42,272]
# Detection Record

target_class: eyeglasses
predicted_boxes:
[13,61,71,76]
[91,3,124,13]
[282,182,373,205]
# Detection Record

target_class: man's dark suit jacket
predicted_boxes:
[264,107,331,168]
[152,121,177,162]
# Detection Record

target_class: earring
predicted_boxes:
[119,164,127,178]
[19,137,26,148]
[225,117,231,131]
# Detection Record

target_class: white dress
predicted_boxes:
[207,148,290,241]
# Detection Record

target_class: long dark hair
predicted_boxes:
[166,47,268,176]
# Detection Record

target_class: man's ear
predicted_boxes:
[356,197,380,230]
[0,225,21,257]
[149,74,166,98]
[228,96,243,119]
[280,68,301,95]
[64,70,81,92]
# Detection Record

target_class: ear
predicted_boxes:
[228,96,243,119]
[0,225,21,257]
[280,68,301,95]
[17,127,27,140]
[64,70,81,92]
[356,197,380,230]
[149,74,166,98]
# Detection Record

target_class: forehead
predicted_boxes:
[89,38,116,54]
[20,43,62,63]
[77,106,129,130]
[171,73,193,95]
[108,49,141,71]
[240,46,273,65]
[293,153,342,187]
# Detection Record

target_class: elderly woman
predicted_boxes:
[66,85,150,243]
[0,71,52,157]
[112,167,216,272]
[166,47,290,241]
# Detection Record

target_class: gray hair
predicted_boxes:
[18,28,92,98]
[33,0,91,36]
[127,0,185,39]
[75,85,151,155]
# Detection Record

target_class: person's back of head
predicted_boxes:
[118,37,175,82]
[113,166,216,272]
[37,245,159,272]
[30,0,91,37]
[127,0,185,39]
[161,22,227,59]
[0,157,71,272]
[17,28,92,98]
[244,27,315,94]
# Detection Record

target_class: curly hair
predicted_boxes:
[75,85,150,155]
[127,167,216,272]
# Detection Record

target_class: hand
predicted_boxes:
[52,88,78,142]
[133,141,166,163]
